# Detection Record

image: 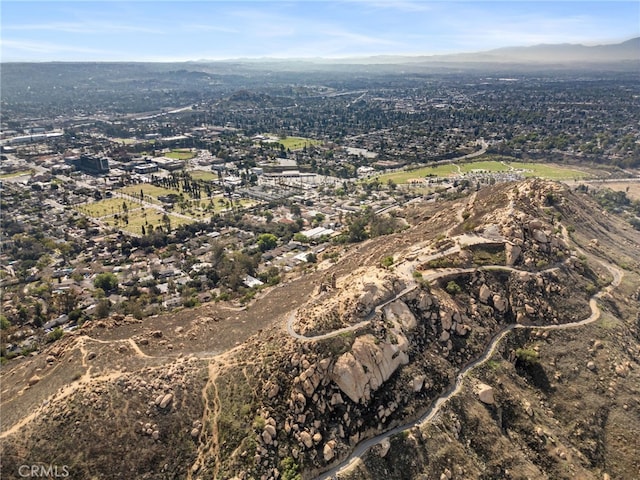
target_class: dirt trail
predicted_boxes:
[315,254,624,480]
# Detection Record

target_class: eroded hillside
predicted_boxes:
[1,180,639,480]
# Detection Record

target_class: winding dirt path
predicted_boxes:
[187,361,222,480]
[315,258,623,480]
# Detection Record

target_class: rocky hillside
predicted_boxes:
[1,180,639,480]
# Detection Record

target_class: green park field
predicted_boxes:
[164,149,195,160]
[262,135,321,151]
[510,162,588,180]
[102,209,193,235]
[189,170,218,181]
[120,184,188,202]
[372,158,589,185]
[0,170,33,179]
[76,198,139,217]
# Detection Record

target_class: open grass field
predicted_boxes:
[0,170,33,179]
[76,198,139,217]
[189,170,218,181]
[508,162,589,180]
[111,138,137,145]
[164,149,195,160]
[102,209,193,235]
[119,184,191,201]
[461,161,510,173]
[372,159,590,185]
[373,164,458,184]
[261,135,321,151]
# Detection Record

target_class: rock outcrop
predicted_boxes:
[331,334,409,404]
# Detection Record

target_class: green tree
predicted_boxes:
[347,217,368,243]
[257,233,278,252]
[95,298,112,318]
[93,272,118,293]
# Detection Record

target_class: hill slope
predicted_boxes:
[1,180,639,480]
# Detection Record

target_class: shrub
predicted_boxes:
[381,256,394,268]
[446,281,462,295]
[280,457,301,480]
[515,348,539,366]
[46,327,64,343]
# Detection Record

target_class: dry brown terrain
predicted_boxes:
[1,180,639,480]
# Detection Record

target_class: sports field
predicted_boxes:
[372,159,589,184]
[262,135,321,151]
[0,170,33,178]
[189,170,218,181]
[165,149,195,160]
[509,162,588,180]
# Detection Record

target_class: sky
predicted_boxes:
[1,1,639,62]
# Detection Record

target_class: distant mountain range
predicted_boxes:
[212,37,639,66]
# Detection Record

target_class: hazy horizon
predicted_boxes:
[1,1,639,62]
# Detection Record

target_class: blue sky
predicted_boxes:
[1,1,638,61]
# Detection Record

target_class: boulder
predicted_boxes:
[455,323,469,336]
[331,334,409,404]
[265,424,276,439]
[378,438,391,457]
[532,229,548,244]
[505,243,522,266]
[384,300,417,330]
[159,393,173,409]
[262,429,273,445]
[441,311,452,331]
[492,294,508,313]
[300,431,313,449]
[475,383,495,405]
[267,382,279,399]
[479,284,491,304]
[323,441,336,462]
[528,219,543,230]
[412,375,426,392]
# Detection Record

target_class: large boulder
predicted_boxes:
[331,334,409,404]
[475,383,495,405]
[479,284,491,304]
[532,229,548,244]
[505,243,522,266]
[323,441,336,462]
[492,294,508,313]
[383,300,417,330]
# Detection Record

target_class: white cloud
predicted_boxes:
[0,39,120,60]
[354,0,433,13]
[4,21,162,35]
[321,27,402,47]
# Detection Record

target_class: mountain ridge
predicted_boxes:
[2,180,639,480]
